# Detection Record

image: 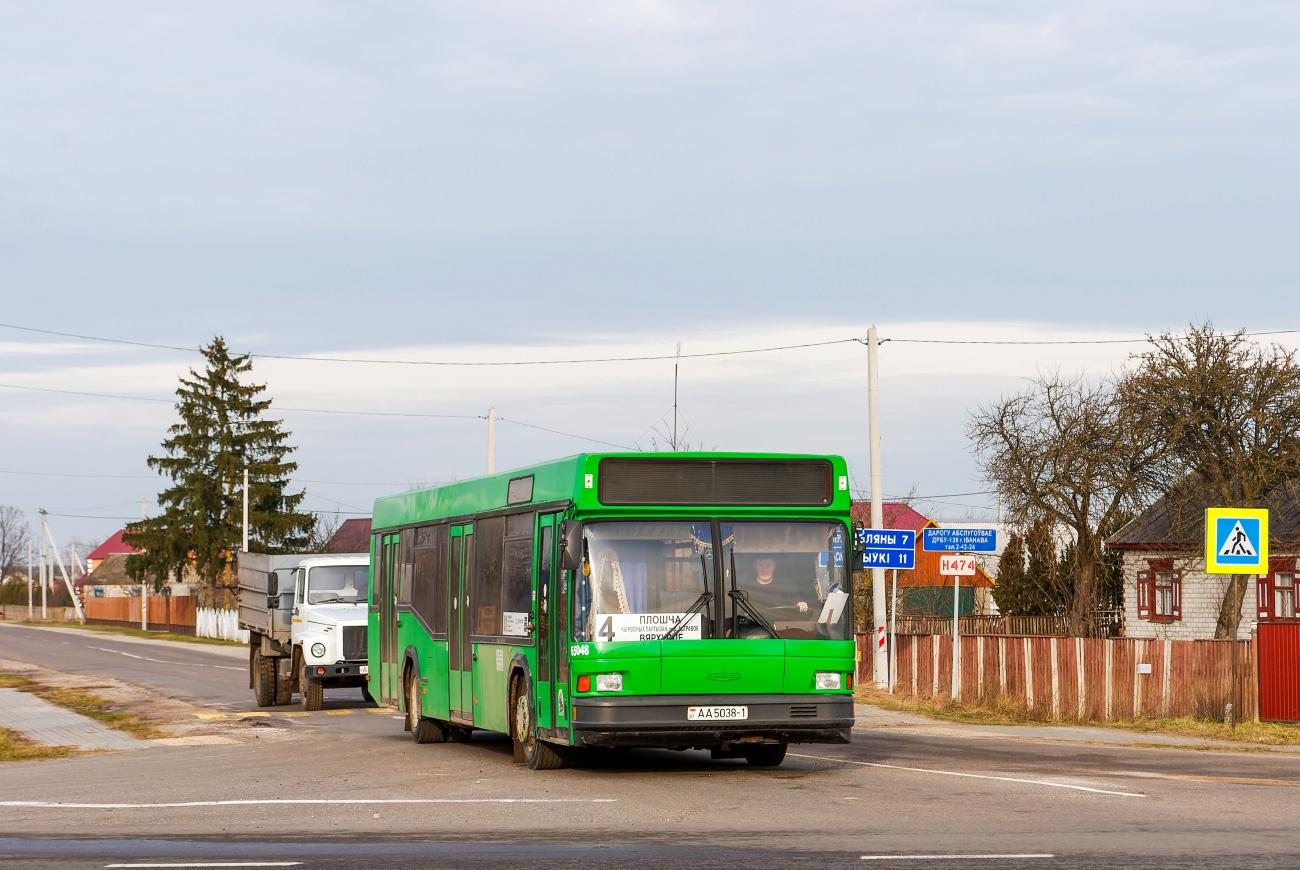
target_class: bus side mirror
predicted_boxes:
[559,520,585,571]
[267,571,280,596]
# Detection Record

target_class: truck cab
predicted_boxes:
[290,555,371,710]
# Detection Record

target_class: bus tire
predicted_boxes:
[512,675,564,771]
[253,652,276,707]
[301,677,324,711]
[742,743,787,767]
[407,670,445,744]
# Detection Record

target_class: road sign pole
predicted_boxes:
[889,568,898,694]
[867,326,888,688]
[951,570,960,700]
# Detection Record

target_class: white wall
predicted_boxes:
[1121,549,1256,641]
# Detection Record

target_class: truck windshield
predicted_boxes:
[307,566,367,604]
[576,522,714,642]
[721,521,850,641]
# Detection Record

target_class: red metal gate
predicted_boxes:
[1258,623,1300,722]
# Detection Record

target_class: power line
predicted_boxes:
[496,416,633,451]
[0,321,861,366]
[0,468,156,480]
[880,328,1300,346]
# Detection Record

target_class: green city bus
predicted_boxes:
[366,453,856,769]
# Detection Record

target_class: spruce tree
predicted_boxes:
[125,338,314,606]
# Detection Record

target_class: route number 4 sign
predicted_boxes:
[939,554,978,576]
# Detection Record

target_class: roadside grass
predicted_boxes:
[856,686,1300,747]
[0,726,73,763]
[0,672,166,740]
[14,621,245,647]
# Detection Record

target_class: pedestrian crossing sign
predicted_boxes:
[1205,508,1268,574]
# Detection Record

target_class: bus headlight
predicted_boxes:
[310,642,326,658]
[815,672,842,690]
[595,673,623,692]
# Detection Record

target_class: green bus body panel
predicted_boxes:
[369,452,855,745]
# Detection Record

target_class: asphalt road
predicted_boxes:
[4,624,1300,869]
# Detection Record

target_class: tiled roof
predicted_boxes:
[325,517,372,554]
[86,530,138,561]
[850,501,937,533]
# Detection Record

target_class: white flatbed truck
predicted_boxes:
[237,552,371,710]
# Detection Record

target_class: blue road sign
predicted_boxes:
[855,528,916,570]
[922,527,997,553]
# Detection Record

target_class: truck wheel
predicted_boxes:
[274,658,293,706]
[301,677,324,711]
[407,672,445,744]
[253,652,276,707]
[742,743,787,767]
[513,676,564,770]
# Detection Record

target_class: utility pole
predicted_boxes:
[486,407,496,474]
[38,509,48,620]
[242,467,250,553]
[867,326,888,688]
[673,341,681,451]
[41,513,85,623]
[27,539,33,620]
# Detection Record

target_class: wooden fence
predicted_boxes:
[857,633,1256,722]
[84,595,197,635]
[894,615,1069,637]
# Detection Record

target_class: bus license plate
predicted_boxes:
[687,705,748,721]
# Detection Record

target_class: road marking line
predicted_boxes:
[2,799,616,808]
[325,709,353,715]
[280,712,311,718]
[232,712,269,719]
[212,666,243,671]
[788,753,1145,798]
[860,855,1054,861]
[120,652,142,659]
[194,714,228,720]
[367,708,395,714]
[105,858,302,863]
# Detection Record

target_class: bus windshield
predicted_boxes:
[307,565,368,604]
[577,522,714,642]
[721,521,850,641]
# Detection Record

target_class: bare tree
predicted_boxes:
[1126,322,1300,639]
[0,506,31,582]
[968,372,1162,636]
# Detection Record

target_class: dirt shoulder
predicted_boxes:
[855,687,1300,751]
[6,620,246,648]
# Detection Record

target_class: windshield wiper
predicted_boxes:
[662,554,712,641]
[728,546,779,639]
[313,596,359,604]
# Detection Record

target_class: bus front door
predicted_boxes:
[449,524,475,722]
[379,533,400,705]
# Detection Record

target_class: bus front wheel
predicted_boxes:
[512,677,564,771]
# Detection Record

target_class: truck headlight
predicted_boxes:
[815,672,842,690]
[595,673,623,692]
[310,642,326,658]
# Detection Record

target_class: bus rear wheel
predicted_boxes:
[513,678,564,771]
[742,743,787,767]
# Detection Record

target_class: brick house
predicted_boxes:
[1108,482,1300,640]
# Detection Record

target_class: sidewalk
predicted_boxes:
[0,688,149,751]
[0,622,247,659]
[853,703,1300,753]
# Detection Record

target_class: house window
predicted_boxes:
[1137,561,1182,622]
[1257,560,1298,622]
[1154,572,1175,618]
[1276,574,1296,620]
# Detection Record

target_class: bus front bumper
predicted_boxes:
[571,693,853,748]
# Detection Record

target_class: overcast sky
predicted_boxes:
[2,1,1298,551]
